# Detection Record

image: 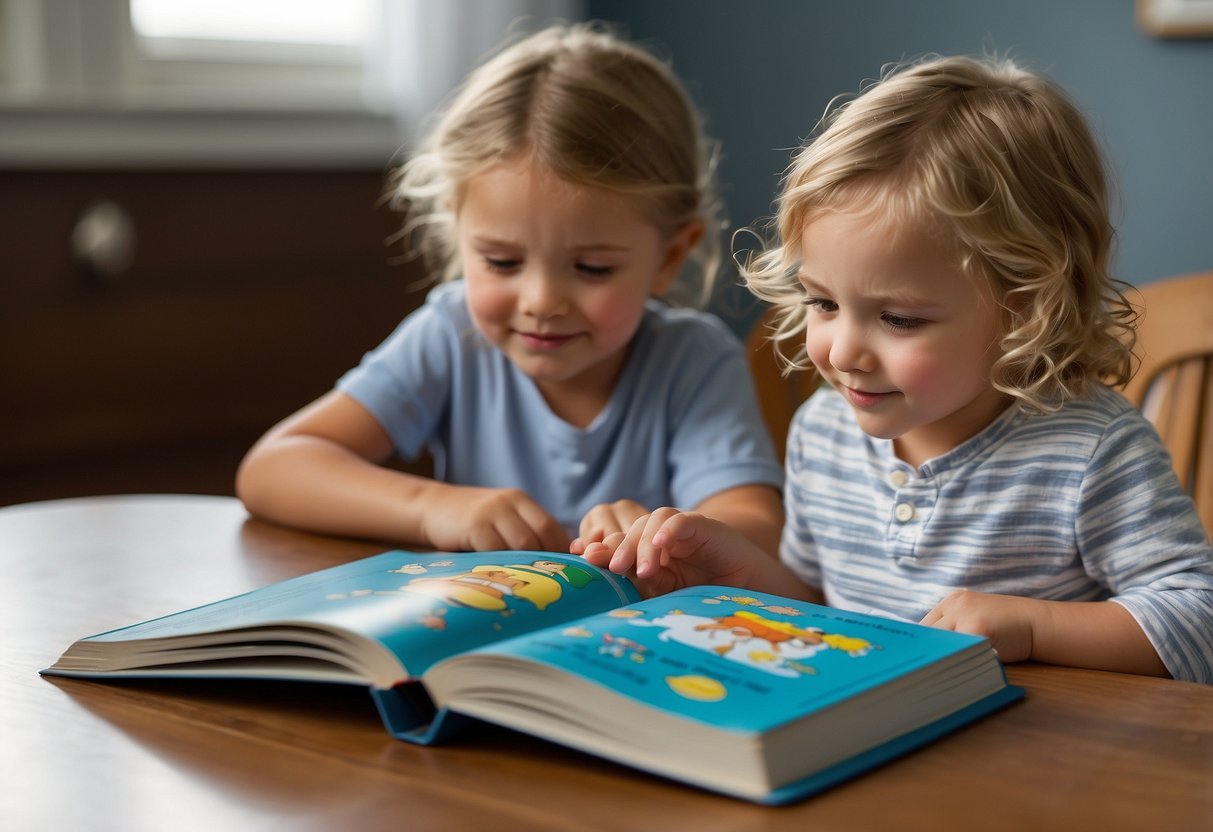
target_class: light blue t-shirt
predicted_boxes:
[781,384,1213,685]
[337,281,783,536]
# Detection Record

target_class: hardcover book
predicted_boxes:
[43,550,1023,803]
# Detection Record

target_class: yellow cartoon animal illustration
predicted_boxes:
[400,560,601,612]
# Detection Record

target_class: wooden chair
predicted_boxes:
[1120,271,1213,536]
[745,307,819,460]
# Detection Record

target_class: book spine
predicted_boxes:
[369,684,480,744]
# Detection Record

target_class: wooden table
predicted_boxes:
[4,495,1211,831]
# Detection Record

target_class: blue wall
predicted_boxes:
[587,0,1213,326]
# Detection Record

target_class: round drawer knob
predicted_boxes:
[72,200,136,279]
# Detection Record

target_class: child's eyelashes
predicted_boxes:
[483,256,521,274]
[576,263,616,278]
[880,312,925,332]
[801,296,837,312]
[479,256,616,279]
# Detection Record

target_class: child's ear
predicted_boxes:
[652,220,705,296]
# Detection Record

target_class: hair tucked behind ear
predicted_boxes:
[744,54,1136,412]
[390,21,724,307]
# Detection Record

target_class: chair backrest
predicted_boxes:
[1119,271,1213,536]
[745,306,819,461]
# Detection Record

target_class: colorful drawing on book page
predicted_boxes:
[597,633,648,663]
[665,674,727,702]
[399,559,603,613]
[489,588,991,733]
[629,608,871,679]
[312,552,638,677]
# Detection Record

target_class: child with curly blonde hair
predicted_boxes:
[237,23,783,555]
[582,55,1213,684]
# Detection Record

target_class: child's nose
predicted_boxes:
[519,271,567,318]
[829,323,875,373]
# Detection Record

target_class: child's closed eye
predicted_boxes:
[881,312,926,331]
[576,262,616,278]
[483,256,521,274]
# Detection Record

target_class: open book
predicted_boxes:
[43,550,1023,804]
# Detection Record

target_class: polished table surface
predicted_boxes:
[3,494,1212,831]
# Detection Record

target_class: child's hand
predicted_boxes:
[920,590,1037,663]
[569,499,649,555]
[580,508,763,597]
[422,486,571,553]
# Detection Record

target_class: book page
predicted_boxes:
[80,551,640,677]
[451,585,993,733]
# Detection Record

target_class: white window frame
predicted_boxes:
[0,0,582,167]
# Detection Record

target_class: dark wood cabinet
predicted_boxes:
[0,169,430,506]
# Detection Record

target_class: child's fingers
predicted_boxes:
[482,511,539,551]
[515,499,573,552]
[576,505,609,545]
[919,606,943,627]
[579,532,626,565]
[631,508,683,579]
[579,540,611,565]
[569,528,605,555]
[479,505,562,553]
[607,529,641,575]
[649,511,704,553]
[568,535,593,555]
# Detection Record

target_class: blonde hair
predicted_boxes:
[744,54,1136,412]
[391,22,724,307]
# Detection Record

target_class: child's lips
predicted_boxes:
[843,386,893,408]
[518,331,578,351]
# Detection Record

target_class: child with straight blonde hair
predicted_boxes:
[582,55,1213,684]
[237,23,783,555]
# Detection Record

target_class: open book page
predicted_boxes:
[434,585,1003,733]
[66,551,640,681]
[424,585,1019,801]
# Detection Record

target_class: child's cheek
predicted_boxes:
[804,328,832,373]
[584,292,647,337]
[889,353,952,399]
[465,279,514,326]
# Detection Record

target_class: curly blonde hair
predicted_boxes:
[744,54,1136,412]
[390,22,724,307]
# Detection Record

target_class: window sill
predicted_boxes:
[0,105,404,169]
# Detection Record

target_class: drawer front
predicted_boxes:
[1,170,430,484]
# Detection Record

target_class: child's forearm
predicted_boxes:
[236,434,440,544]
[1029,599,1169,677]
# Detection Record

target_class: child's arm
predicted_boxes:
[236,391,571,552]
[571,484,783,558]
[581,507,822,602]
[921,591,1169,677]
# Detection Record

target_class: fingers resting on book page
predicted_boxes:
[579,508,765,597]
[569,499,649,555]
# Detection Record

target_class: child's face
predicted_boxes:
[456,160,693,420]
[798,210,1009,466]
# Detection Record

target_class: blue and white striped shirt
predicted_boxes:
[782,384,1213,684]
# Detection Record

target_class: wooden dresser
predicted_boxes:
[0,169,430,505]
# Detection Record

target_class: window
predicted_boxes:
[0,0,582,166]
[130,0,375,48]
